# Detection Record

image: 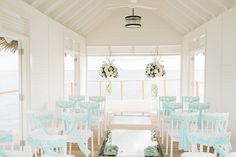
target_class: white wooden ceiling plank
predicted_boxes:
[70,0,107,29]
[154,11,189,34]
[32,0,45,8]
[79,11,111,35]
[166,0,200,27]
[44,0,65,15]
[176,0,208,22]
[75,7,108,32]
[62,0,96,25]
[53,0,83,20]
[157,0,194,31]
[190,0,215,18]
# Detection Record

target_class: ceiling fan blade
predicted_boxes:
[135,5,157,10]
[108,5,157,11]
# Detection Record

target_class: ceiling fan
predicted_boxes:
[108,0,157,11]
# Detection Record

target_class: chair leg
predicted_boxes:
[91,135,94,157]
[69,142,72,154]
[101,120,104,138]
[98,122,100,145]
[170,139,173,157]
[166,134,169,155]
[161,121,164,144]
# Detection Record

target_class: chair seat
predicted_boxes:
[29,128,62,136]
[67,130,93,143]
[181,152,215,157]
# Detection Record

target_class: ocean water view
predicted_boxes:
[0,70,19,132]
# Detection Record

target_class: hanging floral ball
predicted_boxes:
[145,60,166,78]
[99,60,119,78]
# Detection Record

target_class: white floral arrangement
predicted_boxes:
[145,60,166,78]
[99,60,119,79]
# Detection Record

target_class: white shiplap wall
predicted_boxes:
[0,0,86,113]
[184,6,236,149]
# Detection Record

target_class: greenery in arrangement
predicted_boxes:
[145,60,166,78]
[99,59,119,79]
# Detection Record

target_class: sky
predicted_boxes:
[0,50,18,71]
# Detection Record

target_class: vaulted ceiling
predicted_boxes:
[23,0,236,36]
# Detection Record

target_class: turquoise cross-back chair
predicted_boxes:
[89,96,106,144]
[28,134,74,157]
[181,132,232,157]
[0,133,31,157]
[158,96,176,144]
[61,113,92,157]
[182,96,200,111]
[166,112,199,157]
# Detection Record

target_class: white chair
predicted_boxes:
[28,134,74,157]
[158,96,176,143]
[160,102,183,144]
[182,96,200,111]
[166,112,199,157]
[89,96,106,145]
[181,132,231,157]
[61,113,92,157]
[0,132,32,157]
[27,112,62,157]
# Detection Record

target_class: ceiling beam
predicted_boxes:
[166,0,200,27]
[176,0,208,23]
[69,0,106,29]
[44,0,65,15]
[62,0,96,25]
[32,0,45,8]
[54,0,83,20]
[190,0,215,18]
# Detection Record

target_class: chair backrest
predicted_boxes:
[201,113,229,133]
[182,96,200,103]
[60,113,90,157]
[0,133,13,152]
[182,96,200,111]
[89,96,106,103]
[89,96,106,114]
[61,113,89,135]
[162,103,183,116]
[28,135,68,157]
[170,112,199,151]
[69,96,86,102]
[189,132,231,154]
[159,96,176,111]
[27,112,54,135]
[188,103,210,112]
[159,96,176,103]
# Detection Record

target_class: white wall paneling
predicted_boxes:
[184,6,236,149]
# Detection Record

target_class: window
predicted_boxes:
[87,55,181,100]
[64,54,75,99]
[0,48,20,134]
[194,53,205,102]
